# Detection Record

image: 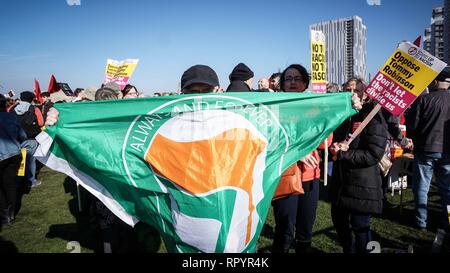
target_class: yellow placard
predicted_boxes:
[310,30,326,93]
[311,41,326,79]
[106,63,138,78]
[103,59,139,89]
[379,47,439,96]
[17,148,26,177]
[365,42,447,116]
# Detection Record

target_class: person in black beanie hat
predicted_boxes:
[226,63,254,92]
[19,91,35,103]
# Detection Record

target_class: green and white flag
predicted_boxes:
[35,92,356,253]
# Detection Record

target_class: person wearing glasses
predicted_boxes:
[121,84,140,99]
[272,64,332,253]
[272,64,363,253]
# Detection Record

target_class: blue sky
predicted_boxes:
[0,0,445,95]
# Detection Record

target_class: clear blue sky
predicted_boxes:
[0,0,445,95]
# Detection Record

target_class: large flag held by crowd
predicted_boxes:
[35,92,356,253]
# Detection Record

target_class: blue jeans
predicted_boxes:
[21,139,38,185]
[412,151,450,228]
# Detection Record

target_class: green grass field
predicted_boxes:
[0,166,448,253]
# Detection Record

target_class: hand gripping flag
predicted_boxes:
[35,92,356,253]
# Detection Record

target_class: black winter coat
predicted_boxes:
[329,102,388,214]
[226,81,251,92]
[405,89,450,153]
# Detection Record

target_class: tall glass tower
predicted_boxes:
[310,16,367,86]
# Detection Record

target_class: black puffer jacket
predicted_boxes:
[226,81,251,92]
[329,102,388,214]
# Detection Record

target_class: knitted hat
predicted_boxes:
[229,63,254,82]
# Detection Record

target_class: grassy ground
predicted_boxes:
[0,166,448,253]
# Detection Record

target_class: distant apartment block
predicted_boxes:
[424,5,446,61]
[444,0,450,63]
[310,16,367,86]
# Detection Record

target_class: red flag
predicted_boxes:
[34,79,43,104]
[48,74,61,93]
[413,36,421,47]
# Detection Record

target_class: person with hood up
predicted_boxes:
[10,91,44,188]
[226,63,254,92]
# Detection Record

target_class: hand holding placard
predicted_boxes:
[346,41,447,145]
[366,42,447,116]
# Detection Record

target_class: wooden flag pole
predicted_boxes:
[345,104,382,146]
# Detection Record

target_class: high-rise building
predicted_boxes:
[428,6,445,61]
[444,0,450,64]
[424,27,432,53]
[310,16,367,86]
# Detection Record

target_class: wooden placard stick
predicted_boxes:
[344,104,382,146]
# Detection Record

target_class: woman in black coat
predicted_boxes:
[329,78,387,253]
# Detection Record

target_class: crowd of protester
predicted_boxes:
[1,62,449,253]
